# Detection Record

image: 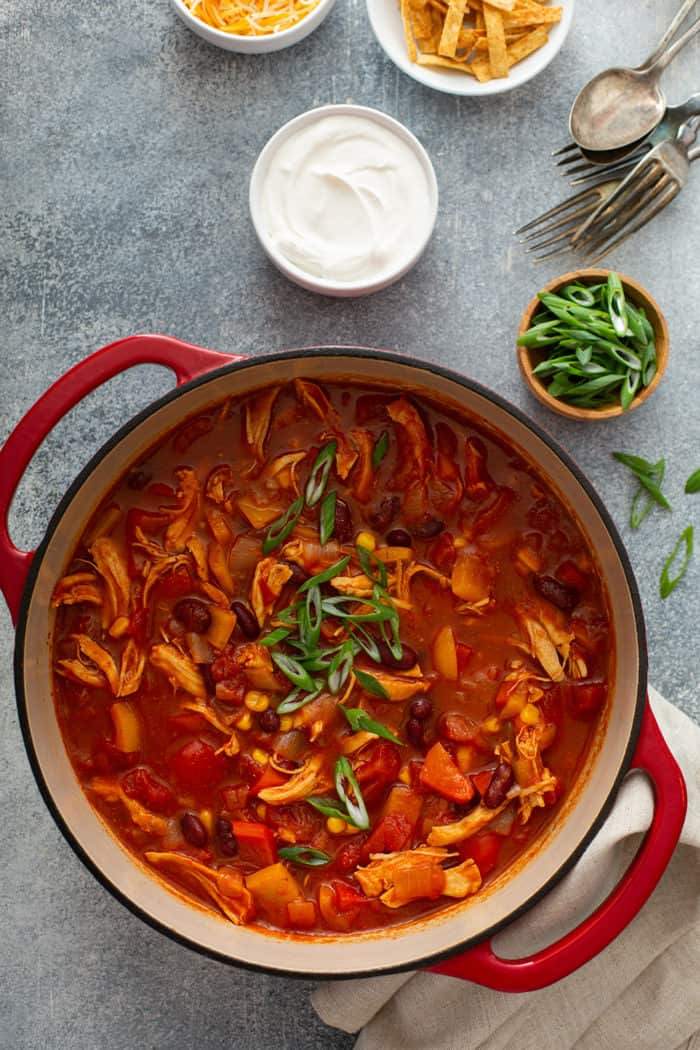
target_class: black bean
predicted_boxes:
[370,496,401,532]
[386,528,412,548]
[127,469,151,491]
[533,574,579,613]
[409,695,433,721]
[231,600,260,639]
[257,709,280,734]
[411,518,445,540]
[406,718,424,747]
[483,763,515,809]
[181,812,208,848]
[217,817,238,857]
[283,561,308,586]
[334,498,354,543]
[376,640,418,671]
[173,598,212,633]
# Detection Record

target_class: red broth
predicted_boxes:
[52,379,612,934]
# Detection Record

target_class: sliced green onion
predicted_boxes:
[305,440,337,508]
[334,756,369,830]
[319,490,336,545]
[341,707,404,745]
[607,272,628,337]
[660,526,694,598]
[684,469,700,494]
[272,652,319,693]
[561,283,597,307]
[353,668,389,699]
[613,452,672,510]
[297,556,351,594]
[258,627,292,647]
[356,543,388,589]
[328,639,356,694]
[278,845,331,867]
[372,430,389,470]
[263,495,303,555]
[630,459,665,529]
[349,623,382,662]
[276,683,324,715]
[620,369,641,410]
[302,585,323,651]
[306,796,355,824]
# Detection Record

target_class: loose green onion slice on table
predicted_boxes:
[613,452,672,511]
[341,706,404,745]
[659,526,694,598]
[685,469,700,494]
[518,274,657,411]
[305,440,336,507]
[278,846,331,867]
[630,459,665,529]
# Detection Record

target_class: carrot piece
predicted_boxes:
[420,743,475,804]
[230,821,277,866]
[250,766,287,796]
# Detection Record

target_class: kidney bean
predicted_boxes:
[533,573,579,613]
[386,528,412,548]
[370,495,401,532]
[257,709,280,734]
[409,695,433,721]
[181,812,208,848]
[411,517,445,540]
[231,600,260,639]
[406,718,424,747]
[127,468,151,491]
[334,498,353,543]
[217,817,238,857]
[376,640,418,671]
[483,763,514,809]
[437,711,477,743]
[283,561,308,586]
[173,598,212,633]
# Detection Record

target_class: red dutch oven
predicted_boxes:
[0,336,687,992]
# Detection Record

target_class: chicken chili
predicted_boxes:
[52,379,612,934]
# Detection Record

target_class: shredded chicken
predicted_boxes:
[250,557,293,625]
[257,754,330,804]
[204,464,235,505]
[91,778,169,836]
[71,634,120,694]
[117,638,147,697]
[208,541,234,596]
[512,725,558,823]
[204,506,233,547]
[262,451,307,495]
[236,643,282,691]
[348,429,374,502]
[51,572,103,608]
[150,643,207,697]
[245,386,280,462]
[355,847,481,907]
[354,667,432,702]
[181,701,240,755]
[294,379,358,478]
[145,851,254,925]
[386,399,432,487]
[141,554,191,609]
[90,536,131,627]
[164,468,201,552]
[427,802,511,847]
[517,604,574,682]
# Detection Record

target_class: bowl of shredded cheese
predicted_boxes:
[171,0,337,53]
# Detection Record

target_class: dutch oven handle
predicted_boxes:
[427,701,687,991]
[0,334,240,624]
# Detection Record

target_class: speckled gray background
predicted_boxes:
[1,0,699,1046]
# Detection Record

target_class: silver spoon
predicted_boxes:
[569,0,700,152]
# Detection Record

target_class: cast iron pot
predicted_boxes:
[0,336,687,992]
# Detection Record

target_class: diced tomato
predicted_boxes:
[456,642,473,673]
[557,559,589,591]
[470,769,494,798]
[127,607,149,645]
[354,741,402,806]
[332,880,370,913]
[93,739,139,775]
[472,486,516,535]
[334,834,368,875]
[221,784,249,814]
[430,532,457,574]
[458,832,502,877]
[382,784,423,829]
[167,712,208,736]
[214,679,246,705]
[169,738,228,791]
[122,766,175,814]
[250,766,287,796]
[360,813,413,863]
[419,794,458,840]
[569,682,607,720]
[237,753,265,787]
[230,821,277,867]
[147,482,177,500]
[158,567,196,598]
[420,743,475,804]
[287,898,317,930]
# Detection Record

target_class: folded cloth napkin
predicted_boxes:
[313,688,700,1050]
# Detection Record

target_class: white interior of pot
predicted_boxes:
[19,351,643,976]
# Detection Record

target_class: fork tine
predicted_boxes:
[530,241,578,263]
[575,169,668,248]
[569,158,639,187]
[552,141,580,158]
[586,184,681,263]
[522,199,601,248]
[557,143,649,176]
[571,158,661,244]
[580,178,676,257]
[515,185,602,237]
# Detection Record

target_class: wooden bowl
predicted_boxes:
[516,269,669,421]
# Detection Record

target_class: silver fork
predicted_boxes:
[571,116,700,261]
[553,94,700,185]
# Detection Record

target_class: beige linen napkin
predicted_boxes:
[313,687,700,1050]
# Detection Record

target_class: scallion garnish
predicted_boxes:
[685,469,700,494]
[275,683,324,714]
[305,440,337,507]
[341,707,404,745]
[660,526,694,598]
[306,796,356,825]
[334,756,369,829]
[262,495,303,555]
[258,627,292,647]
[297,556,350,594]
[278,845,331,867]
[353,668,389,699]
[372,430,389,470]
[271,651,319,693]
[320,490,336,545]
[630,459,665,529]
[356,542,388,589]
[328,639,357,694]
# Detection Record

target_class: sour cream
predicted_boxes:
[255,109,437,288]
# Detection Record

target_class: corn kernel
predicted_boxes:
[398,766,411,785]
[456,745,476,773]
[500,694,527,720]
[244,690,270,712]
[252,748,269,766]
[356,531,376,552]
[520,703,541,725]
[326,817,347,835]
[199,809,214,835]
[256,803,268,821]
[236,711,252,731]
[453,536,467,549]
[279,715,293,732]
[481,716,501,734]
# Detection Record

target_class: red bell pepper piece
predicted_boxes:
[420,743,475,804]
[360,813,413,863]
[458,832,502,877]
[332,881,371,913]
[230,821,277,867]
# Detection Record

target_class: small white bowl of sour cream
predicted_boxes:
[249,105,439,297]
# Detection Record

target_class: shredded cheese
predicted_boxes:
[184,0,319,36]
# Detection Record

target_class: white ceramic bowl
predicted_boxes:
[249,104,439,298]
[170,0,337,53]
[366,0,575,97]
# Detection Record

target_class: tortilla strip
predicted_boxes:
[400,0,418,61]
[439,0,468,56]
[471,24,548,79]
[483,3,508,77]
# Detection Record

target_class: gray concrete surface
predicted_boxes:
[1,0,698,1047]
